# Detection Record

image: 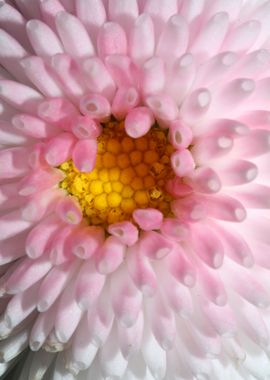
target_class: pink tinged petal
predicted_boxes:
[25,215,61,259]
[49,225,76,266]
[111,265,142,328]
[39,0,65,32]
[194,51,238,89]
[118,312,144,359]
[0,146,30,179]
[56,11,95,58]
[169,120,193,149]
[0,231,27,265]
[80,93,111,122]
[71,115,101,139]
[218,160,258,186]
[14,0,41,18]
[51,53,86,101]
[148,294,176,351]
[139,231,174,260]
[141,57,165,95]
[44,132,76,166]
[166,53,196,105]
[141,329,167,380]
[38,260,79,312]
[186,318,221,360]
[12,113,60,139]
[87,288,114,347]
[65,317,98,374]
[28,143,48,170]
[105,55,138,88]
[0,29,29,84]
[5,256,52,295]
[55,277,83,344]
[59,0,74,13]
[191,134,233,164]
[191,12,229,58]
[72,138,97,172]
[0,209,33,241]
[201,301,237,338]
[211,78,256,116]
[75,261,105,311]
[143,0,178,23]
[133,208,163,231]
[191,224,224,268]
[26,20,64,57]
[18,168,63,196]
[30,303,57,350]
[4,280,39,329]
[218,228,254,268]
[0,3,31,51]
[0,120,29,146]
[180,0,205,22]
[207,0,242,21]
[108,0,139,26]
[167,245,196,287]
[0,181,24,212]
[197,264,227,306]
[160,218,190,242]
[172,196,206,223]
[96,235,126,274]
[235,49,270,80]
[56,197,82,226]
[71,226,104,259]
[127,245,158,297]
[162,275,193,318]
[82,58,116,102]
[75,0,106,37]
[204,194,247,222]
[111,86,140,120]
[21,188,63,222]
[180,87,211,122]
[166,177,193,198]
[233,129,270,157]
[129,13,155,65]
[146,94,178,123]
[225,263,270,308]
[171,149,195,177]
[233,295,270,349]
[38,97,78,128]
[125,106,154,138]
[195,118,250,139]
[0,79,43,113]
[99,327,128,379]
[222,20,261,53]
[108,221,138,247]
[20,56,64,98]
[157,15,188,61]
[97,22,127,59]
[232,184,270,209]
[187,167,222,194]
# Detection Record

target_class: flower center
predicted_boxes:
[59,120,175,226]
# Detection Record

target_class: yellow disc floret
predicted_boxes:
[59,120,175,226]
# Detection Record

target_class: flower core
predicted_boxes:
[59,120,175,226]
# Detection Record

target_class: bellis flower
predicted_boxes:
[0,0,270,379]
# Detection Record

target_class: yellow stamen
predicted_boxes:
[59,120,175,226]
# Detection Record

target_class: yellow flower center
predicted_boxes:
[59,120,175,226]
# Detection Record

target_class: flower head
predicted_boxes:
[0,0,270,379]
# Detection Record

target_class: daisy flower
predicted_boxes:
[0,0,270,379]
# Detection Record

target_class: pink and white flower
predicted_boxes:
[0,0,270,379]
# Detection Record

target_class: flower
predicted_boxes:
[0,0,270,379]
